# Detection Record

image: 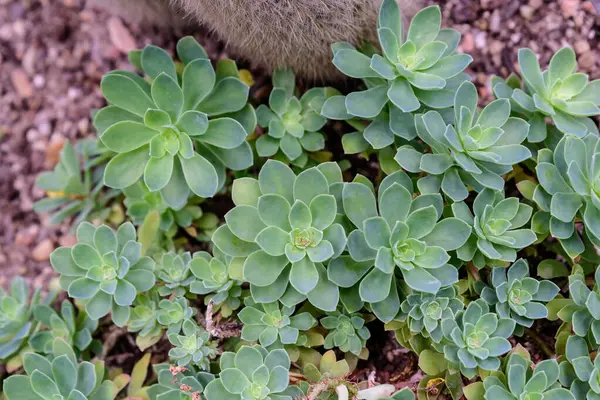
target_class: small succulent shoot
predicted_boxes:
[238,298,317,348]
[3,338,115,400]
[29,300,98,355]
[127,291,163,351]
[483,353,574,400]
[478,259,560,335]
[256,68,329,167]
[147,362,214,400]
[123,180,203,234]
[321,311,370,356]
[204,345,295,400]
[50,221,156,326]
[533,133,600,259]
[157,297,195,335]
[395,81,532,201]
[559,335,600,399]
[303,350,351,383]
[168,319,218,370]
[560,265,600,345]
[335,171,470,321]
[34,140,117,228]
[442,299,515,378]
[452,188,536,269]
[97,36,255,208]
[398,285,464,343]
[212,160,346,311]
[492,47,600,140]
[156,251,196,297]
[189,249,245,317]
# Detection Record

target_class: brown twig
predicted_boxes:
[205,299,242,339]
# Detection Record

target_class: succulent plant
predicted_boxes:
[127,291,163,351]
[483,353,574,400]
[168,320,218,370]
[147,363,214,400]
[532,133,600,259]
[452,188,536,269]
[212,160,346,311]
[395,82,531,201]
[204,345,297,400]
[157,297,196,335]
[559,335,600,400]
[50,221,156,326]
[97,36,254,207]
[333,171,470,321]
[189,249,245,318]
[238,298,317,348]
[478,259,559,335]
[302,350,352,384]
[397,285,464,343]
[492,47,600,140]
[3,338,115,400]
[321,311,370,356]
[559,265,600,345]
[123,180,203,234]
[256,69,329,167]
[442,299,515,378]
[155,251,196,297]
[29,300,98,355]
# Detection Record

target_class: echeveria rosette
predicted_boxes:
[533,133,600,258]
[127,291,163,351]
[156,252,195,297]
[97,36,254,208]
[397,285,464,343]
[453,188,536,269]
[50,222,156,327]
[147,363,214,400]
[238,298,317,348]
[559,335,600,400]
[212,160,347,312]
[321,311,371,356]
[3,338,115,400]
[204,345,298,400]
[483,353,574,400]
[189,248,245,318]
[496,47,600,139]
[333,171,471,321]
[559,266,600,345]
[441,299,515,378]
[478,259,560,336]
[395,81,532,201]
[256,68,328,167]
[157,297,195,335]
[168,320,218,370]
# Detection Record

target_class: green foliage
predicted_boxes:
[155,252,195,296]
[50,222,156,326]
[559,265,600,345]
[147,363,214,400]
[321,311,370,356]
[156,296,195,334]
[127,291,163,351]
[559,335,600,400]
[168,319,218,370]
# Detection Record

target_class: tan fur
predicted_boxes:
[91,0,423,81]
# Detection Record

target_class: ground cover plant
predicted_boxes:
[2,0,600,399]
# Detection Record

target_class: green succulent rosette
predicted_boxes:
[147,363,214,400]
[321,311,370,356]
[167,320,218,370]
[559,335,600,400]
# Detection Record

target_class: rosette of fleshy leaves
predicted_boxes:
[96,36,255,208]
[123,180,203,235]
[3,338,116,400]
[332,171,470,321]
[147,363,214,400]
[168,319,218,370]
[397,285,464,343]
[441,299,515,378]
[212,160,346,312]
[559,335,600,400]
[157,297,195,334]
[395,81,532,201]
[532,133,600,258]
[327,0,471,131]
[127,291,163,351]
[452,188,536,269]
[29,300,98,356]
[33,140,119,228]
[156,251,195,297]
[482,353,574,400]
[189,248,245,318]
[204,345,302,400]
[321,311,371,356]
[477,259,559,336]
[238,298,317,348]
[256,68,331,167]
[0,277,55,362]
[50,222,156,326]
[492,47,599,141]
